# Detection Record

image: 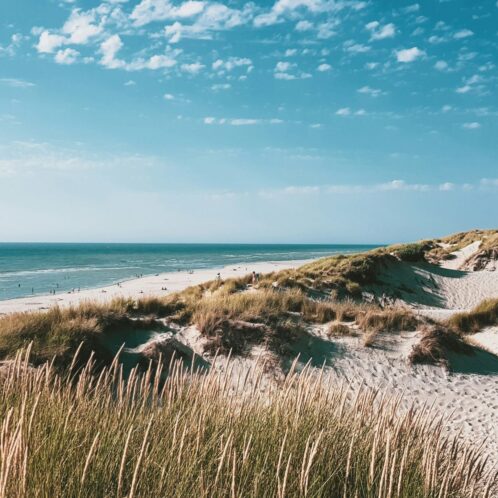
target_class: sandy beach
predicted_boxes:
[0,259,310,315]
[1,238,497,465]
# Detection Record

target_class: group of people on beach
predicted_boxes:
[15,267,262,300]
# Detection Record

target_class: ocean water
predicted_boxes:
[0,243,379,301]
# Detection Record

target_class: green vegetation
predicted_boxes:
[390,242,431,262]
[0,350,494,498]
[0,300,130,368]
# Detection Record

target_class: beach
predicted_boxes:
[0,259,310,315]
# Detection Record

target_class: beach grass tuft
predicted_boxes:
[446,298,498,333]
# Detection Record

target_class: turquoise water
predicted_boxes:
[0,243,379,301]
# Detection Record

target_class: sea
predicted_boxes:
[0,243,380,301]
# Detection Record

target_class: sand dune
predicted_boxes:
[1,237,497,464]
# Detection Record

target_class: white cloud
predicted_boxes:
[254,0,364,27]
[366,21,396,41]
[344,41,370,54]
[55,48,79,65]
[163,93,175,100]
[317,20,337,39]
[129,54,178,70]
[462,122,480,129]
[434,60,448,71]
[357,85,382,97]
[212,57,252,72]
[275,61,293,72]
[0,33,23,57]
[428,35,447,44]
[317,63,331,72]
[395,47,424,63]
[131,0,205,27]
[454,29,473,39]
[295,20,313,31]
[36,8,103,56]
[99,34,124,69]
[259,179,486,197]
[62,9,102,44]
[162,3,253,41]
[441,105,452,112]
[456,85,471,94]
[211,83,231,90]
[481,178,498,188]
[36,31,66,54]
[0,78,35,88]
[455,74,483,94]
[230,118,260,126]
[336,107,351,116]
[202,117,283,126]
[181,62,204,73]
[439,182,454,191]
[273,60,309,80]
[0,140,157,177]
[377,180,430,192]
[402,4,419,13]
[275,72,296,80]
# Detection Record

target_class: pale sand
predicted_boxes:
[2,241,497,462]
[472,326,498,356]
[132,322,498,462]
[439,240,481,270]
[0,259,309,316]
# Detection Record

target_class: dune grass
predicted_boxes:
[0,349,495,498]
[1,229,495,370]
[0,299,160,369]
[426,229,498,264]
[327,322,356,337]
[357,308,421,348]
[409,325,474,368]
[446,298,498,334]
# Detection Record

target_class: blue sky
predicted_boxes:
[0,0,497,243]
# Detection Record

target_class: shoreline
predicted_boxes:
[0,258,312,316]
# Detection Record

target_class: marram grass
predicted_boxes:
[0,347,496,497]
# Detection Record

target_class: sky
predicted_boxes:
[0,0,497,244]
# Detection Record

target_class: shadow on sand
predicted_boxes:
[368,260,468,309]
[448,347,498,375]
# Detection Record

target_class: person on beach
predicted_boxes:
[252,271,258,285]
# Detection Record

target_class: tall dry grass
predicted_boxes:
[0,348,495,497]
[446,298,498,334]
